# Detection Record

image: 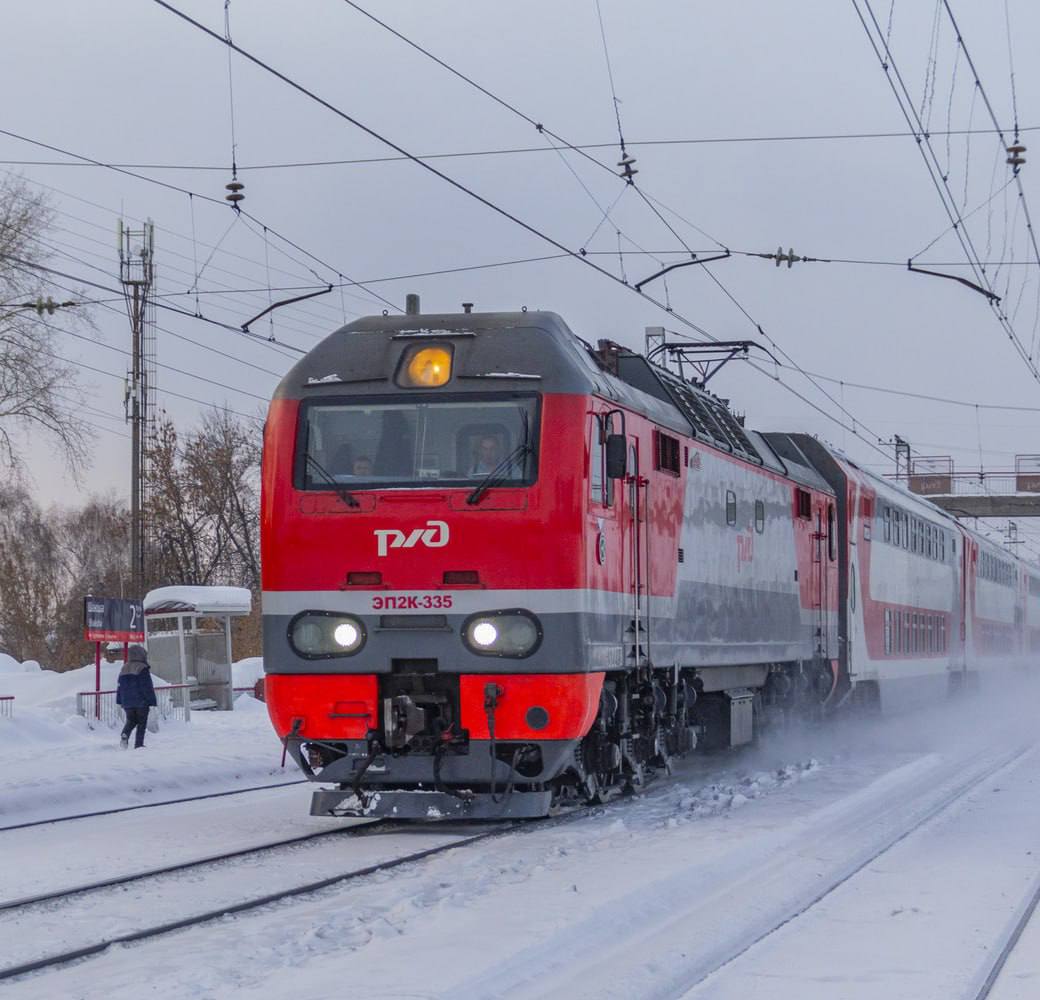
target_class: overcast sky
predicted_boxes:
[4,0,1039,556]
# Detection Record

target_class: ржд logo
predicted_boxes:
[373,520,450,557]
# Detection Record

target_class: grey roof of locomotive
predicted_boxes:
[276,308,830,493]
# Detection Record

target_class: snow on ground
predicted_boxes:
[2,669,1039,999]
[0,656,286,827]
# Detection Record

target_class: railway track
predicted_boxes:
[0,743,836,989]
[971,869,1040,1000]
[0,818,510,982]
[667,742,1038,1000]
[0,820,383,914]
[0,778,308,834]
[0,772,627,987]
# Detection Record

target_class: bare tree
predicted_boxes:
[184,407,262,592]
[0,175,88,472]
[0,484,131,668]
[147,407,262,592]
[0,484,63,664]
[146,407,264,657]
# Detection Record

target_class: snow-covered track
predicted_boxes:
[0,821,511,983]
[668,743,1037,1000]
[0,820,385,913]
[971,870,1040,1000]
[0,778,308,834]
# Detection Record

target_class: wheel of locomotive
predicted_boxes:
[579,727,624,804]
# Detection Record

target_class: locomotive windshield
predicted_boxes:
[298,394,538,490]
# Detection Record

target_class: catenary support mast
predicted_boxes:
[119,220,156,595]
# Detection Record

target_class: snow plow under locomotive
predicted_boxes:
[261,306,1040,819]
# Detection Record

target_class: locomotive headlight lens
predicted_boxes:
[333,622,359,648]
[463,611,542,658]
[471,621,499,647]
[289,613,366,658]
[398,345,453,388]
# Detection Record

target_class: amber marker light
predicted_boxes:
[400,345,453,387]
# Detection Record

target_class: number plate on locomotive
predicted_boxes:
[371,593,455,611]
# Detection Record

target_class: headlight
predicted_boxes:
[463,610,542,658]
[289,612,366,658]
[397,344,453,387]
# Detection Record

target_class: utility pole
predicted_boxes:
[119,220,156,596]
[888,435,911,481]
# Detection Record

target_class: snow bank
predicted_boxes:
[232,656,265,688]
[0,656,264,713]
[0,653,42,674]
[0,655,286,826]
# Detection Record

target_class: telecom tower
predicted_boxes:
[119,220,157,596]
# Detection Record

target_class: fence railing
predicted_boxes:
[76,684,192,728]
[893,472,1040,497]
[233,683,264,702]
[0,696,12,720]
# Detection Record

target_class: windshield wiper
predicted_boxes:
[465,443,532,506]
[467,411,532,506]
[306,454,360,508]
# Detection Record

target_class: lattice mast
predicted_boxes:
[119,220,156,596]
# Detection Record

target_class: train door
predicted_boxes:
[586,410,622,660]
[810,502,827,657]
[822,501,836,658]
[960,537,973,665]
[625,435,650,667]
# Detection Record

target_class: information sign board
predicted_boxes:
[83,596,145,643]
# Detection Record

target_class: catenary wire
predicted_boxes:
[34,346,259,421]
[3,127,1039,171]
[147,0,935,467]
[0,167,353,343]
[0,127,400,314]
[32,313,273,403]
[851,0,1040,384]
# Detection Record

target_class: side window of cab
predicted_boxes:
[589,414,614,507]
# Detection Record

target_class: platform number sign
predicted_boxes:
[83,596,145,643]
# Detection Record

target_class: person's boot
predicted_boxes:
[120,735,129,749]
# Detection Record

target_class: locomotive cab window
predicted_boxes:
[795,488,812,519]
[589,413,616,507]
[296,393,538,490]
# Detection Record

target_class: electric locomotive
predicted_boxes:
[261,304,843,818]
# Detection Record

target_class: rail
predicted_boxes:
[75,684,192,728]
[0,696,12,720]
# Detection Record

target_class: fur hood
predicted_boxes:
[120,644,150,676]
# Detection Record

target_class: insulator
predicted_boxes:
[617,152,638,182]
[1007,144,1026,168]
[225,178,245,205]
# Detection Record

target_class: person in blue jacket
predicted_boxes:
[117,644,157,749]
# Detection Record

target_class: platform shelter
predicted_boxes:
[143,586,252,716]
